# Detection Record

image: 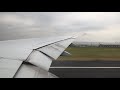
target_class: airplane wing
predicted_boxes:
[0,35,77,78]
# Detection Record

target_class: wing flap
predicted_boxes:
[14,63,58,78]
[37,38,75,60]
[26,50,52,71]
[24,38,75,71]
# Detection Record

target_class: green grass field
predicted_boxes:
[58,47,120,61]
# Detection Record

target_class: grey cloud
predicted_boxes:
[0,12,120,41]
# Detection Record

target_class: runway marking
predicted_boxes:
[50,67,120,69]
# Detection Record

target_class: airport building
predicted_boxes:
[72,42,120,48]
[99,44,120,48]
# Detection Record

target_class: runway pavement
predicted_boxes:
[49,61,120,78]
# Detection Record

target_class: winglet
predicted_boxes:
[71,32,80,39]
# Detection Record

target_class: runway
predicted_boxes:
[49,61,120,78]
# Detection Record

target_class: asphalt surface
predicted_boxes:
[49,61,120,78]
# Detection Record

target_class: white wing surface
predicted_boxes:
[0,35,77,78]
[0,58,22,78]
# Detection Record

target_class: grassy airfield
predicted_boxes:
[58,47,120,61]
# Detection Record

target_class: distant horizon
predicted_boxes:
[73,41,120,45]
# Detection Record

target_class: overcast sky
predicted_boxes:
[0,12,120,42]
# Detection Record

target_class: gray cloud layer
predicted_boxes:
[0,12,120,42]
